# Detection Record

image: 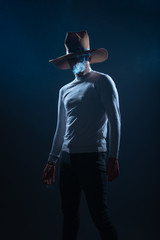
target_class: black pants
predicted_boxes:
[59,150,118,240]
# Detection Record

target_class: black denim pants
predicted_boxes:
[59,150,118,240]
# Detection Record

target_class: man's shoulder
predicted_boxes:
[59,81,73,94]
[92,70,116,88]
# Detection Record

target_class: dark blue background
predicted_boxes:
[1,0,160,239]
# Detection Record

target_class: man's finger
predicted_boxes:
[43,179,48,184]
[106,163,114,176]
[108,175,116,182]
[52,172,55,183]
[106,163,110,175]
[108,171,119,181]
[43,174,47,182]
[49,178,51,185]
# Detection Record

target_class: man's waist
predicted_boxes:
[62,142,107,153]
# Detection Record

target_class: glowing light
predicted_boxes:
[73,58,86,74]
[72,53,91,74]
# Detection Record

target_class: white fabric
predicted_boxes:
[48,68,121,163]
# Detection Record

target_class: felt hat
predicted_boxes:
[49,30,108,69]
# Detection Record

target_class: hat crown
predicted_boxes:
[64,30,90,54]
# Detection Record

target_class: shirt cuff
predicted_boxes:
[47,153,59,164]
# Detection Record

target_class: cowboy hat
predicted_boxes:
[49,30,108,69]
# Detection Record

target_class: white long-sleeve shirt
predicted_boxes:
[48,68,121,163]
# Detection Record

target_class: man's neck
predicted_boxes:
[74,65,92,80]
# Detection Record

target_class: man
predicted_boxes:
[43,30,121,240]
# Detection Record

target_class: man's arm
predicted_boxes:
[98,74,121,160]
[47,88,66,164]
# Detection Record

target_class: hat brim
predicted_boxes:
[48,48,108,69]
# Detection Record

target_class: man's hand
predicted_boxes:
[106,157,120,182]
[43,162,56,185]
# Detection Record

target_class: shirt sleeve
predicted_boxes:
[97,74,121,159]
[47,88,66,163]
